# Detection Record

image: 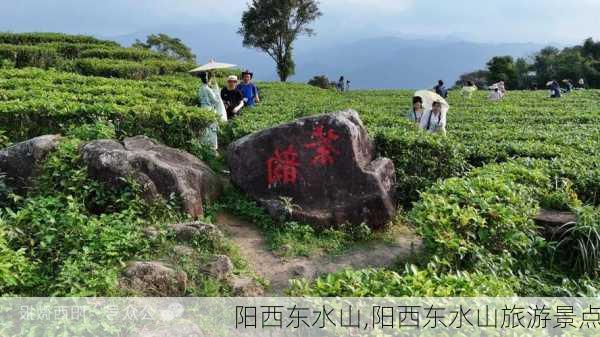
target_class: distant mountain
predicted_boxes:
[108,25,544,89]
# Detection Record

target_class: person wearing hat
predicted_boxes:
[419,100,447,135]
[406,96,425,123]
[221,75,244,119]
[236,70,260,107]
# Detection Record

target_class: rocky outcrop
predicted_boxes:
[228,110,396,229]
[0,135,61,188]
[168,221,223,243]
[81,136,221,218]
[119,261,188,296]
[199,255,234,281]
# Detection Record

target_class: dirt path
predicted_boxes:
[215,212,422,295]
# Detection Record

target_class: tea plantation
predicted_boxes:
[1,33,599,296]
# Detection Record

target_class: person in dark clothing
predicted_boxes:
[434,80,448,98]
[549,80,561,98]
[221,75,244,119]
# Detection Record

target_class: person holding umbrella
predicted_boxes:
[190,60,236,151]
[197,71,227,150]
[413,90,449,135]
[420,100,448,135]
[237,70,260,107]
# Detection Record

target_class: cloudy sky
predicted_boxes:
[1,0,599,44]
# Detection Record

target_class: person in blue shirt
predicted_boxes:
[236,70,260,107]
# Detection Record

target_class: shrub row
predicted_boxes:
[0,32,118,46]
[0,68,215,148]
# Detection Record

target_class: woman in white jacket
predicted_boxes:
[197,72,227,151]
[419,101,447,135]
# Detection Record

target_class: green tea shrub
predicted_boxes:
[410,161,545,268]
[288,263,516,297]
[374,127,470,204]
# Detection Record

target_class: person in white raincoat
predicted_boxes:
[420,100,447,135]
[406,96,425,123]
[197,72,227,151]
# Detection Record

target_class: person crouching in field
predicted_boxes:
[420,101,447,135]
[461,81,477,99]
[237,70,260,107]
[198,71,227,151]
[548,80,562,98]
[406,96,425,123]
[488,86,503,101]
[221,75,244,120]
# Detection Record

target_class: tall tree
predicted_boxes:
[132,33,196,63]
[238,0,322,82]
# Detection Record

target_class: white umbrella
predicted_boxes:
[414,90,449,114]
[189,60,236,73]
[546,81,554,87]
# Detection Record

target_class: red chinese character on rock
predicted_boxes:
[304,125,340,166]
[267,145,299,186]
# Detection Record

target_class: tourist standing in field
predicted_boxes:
[496,81,507,97]
[434,80,448,98]
[198,72,227,150]
[237,70,260,107]
[420,101,447,134]
[461,81,477,98]
[221,75,244,120]
[406,96,425,123]
[337,76,345,92]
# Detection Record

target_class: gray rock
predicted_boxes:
[228,276,264,297]
[168,221,223,242]
[200,255,234,280]
[535,209,577,239]
[173,245,195,257]
[228,110,396,229]
[119,261,187,296]
[0,135,61,188]
[81,136,221,218]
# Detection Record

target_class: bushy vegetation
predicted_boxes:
[458,37,600,89]
[0,32,195,79]
[0,68,217,147]
[1,32,599,297]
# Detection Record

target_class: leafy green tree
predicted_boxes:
[514,57,532,89]
[238,0,322,82]
[132,33,196,63]
[486,56,517,86]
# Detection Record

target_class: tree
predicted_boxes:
[132,33,196,63]
[238,0,322,82]
[486,56,517,85]
[308,75,333,89]
[455,70,490,88]
[514,57,532,90]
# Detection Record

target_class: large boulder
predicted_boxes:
[81,136,221,218]
[119,261,188,296]
[0,135,61,188]
[228,110,396,229]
